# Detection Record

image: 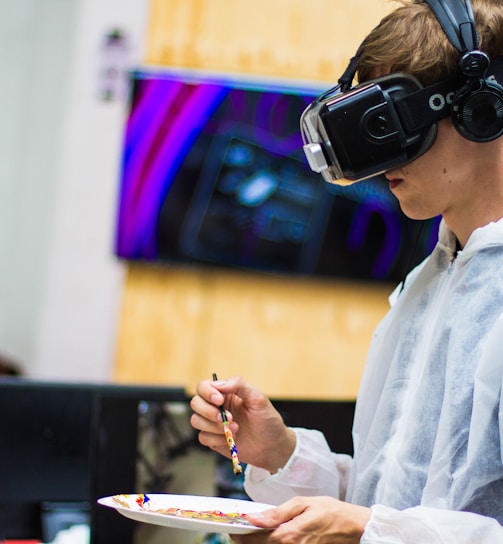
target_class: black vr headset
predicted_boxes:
[301,0,503,185]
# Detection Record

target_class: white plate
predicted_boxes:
[98,493,274,534]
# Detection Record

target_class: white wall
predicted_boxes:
[0,0,149,380]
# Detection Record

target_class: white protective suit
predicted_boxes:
[244,218,503,542]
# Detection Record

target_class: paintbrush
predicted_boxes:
[212,373,243,475]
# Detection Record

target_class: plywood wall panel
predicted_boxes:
[115,265,392,399]
[145,0,393,81]
[114,265,210,385]
[203,272,390,399]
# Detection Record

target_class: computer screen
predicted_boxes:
[0,379,186,544]
[114,68,440,283]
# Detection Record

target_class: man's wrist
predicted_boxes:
[265,427,297,474]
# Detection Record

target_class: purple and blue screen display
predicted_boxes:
[115,69,440,282]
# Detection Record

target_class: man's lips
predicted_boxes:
[385,175,403,190]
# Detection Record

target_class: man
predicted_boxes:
[190,1,503,541]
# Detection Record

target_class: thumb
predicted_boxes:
[216,376,269,409]
[245,508,283,529]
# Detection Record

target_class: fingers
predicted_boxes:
[190,377,244,455]
[245,501,303,529]
[190,375,284,469]
[195,375,266,408]
[214,376,268,409]
[190,375,262,423]
[193,377,226,409]
[245,497,321,528]
[194,428,229,457]
[247,498,371,543]
[190,389,221,424]
[245,510,281,530]
[189,405,231,457]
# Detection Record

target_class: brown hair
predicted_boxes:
[356,0,503,86]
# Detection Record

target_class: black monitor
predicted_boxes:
[0,378,186,544]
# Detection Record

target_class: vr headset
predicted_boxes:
[301,0,503,185]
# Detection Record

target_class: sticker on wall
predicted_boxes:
[96,28,134,101]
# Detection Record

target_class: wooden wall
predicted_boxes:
[144,0,392,82]
[113,0,394,399]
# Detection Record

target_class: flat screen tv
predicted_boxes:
[115,67,440,283]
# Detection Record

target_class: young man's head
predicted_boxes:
[299,1,503,250]
[352,1,503,243]
[356,0,503,86]
[301,0,503,191]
